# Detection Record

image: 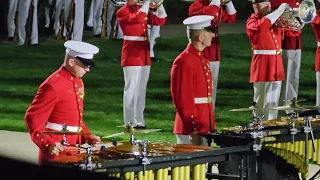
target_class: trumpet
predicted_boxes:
[272,0,316,31]
[109,0,164,9]
[185,0,232,5]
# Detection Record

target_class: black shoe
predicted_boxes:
[86,26,93,31]
[94,34,101,38]
[134,125,146,129]
[8,37,14,42]
[151,57,159,62]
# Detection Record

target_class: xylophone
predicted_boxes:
[205,111,320,180]
[46,141,252,180]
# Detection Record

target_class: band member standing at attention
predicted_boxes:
[188,0,237,112]
[44,0,53,28]
[86,0,104,37]
[107,1,123,40]
[171,15,215,146]
[312,5,320,116]
[64,0,85,41]
[247,0,289,120]
[7,0,19,41]
[271,0,302,114]
[117,0,167,128]
[18,0,38,46]
[24,41,101,164]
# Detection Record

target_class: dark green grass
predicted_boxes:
[0,26,318,143]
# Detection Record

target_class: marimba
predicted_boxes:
[46,141,252,180]
[206,115,320,180]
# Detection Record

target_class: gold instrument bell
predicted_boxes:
[109,0,164,9]
[185,0,232,5]
[272,0,316,31]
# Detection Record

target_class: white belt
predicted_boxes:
[194,97,212,104]
[123,35,147,41]
[317,42,320,47]
[253,50,282,55]
[45,122,79,132]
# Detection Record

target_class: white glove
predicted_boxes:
[153,4,167,18]
[265,3,288,24]
[210,0,220,7]
[139,0,151,14]
[225,1,237,15]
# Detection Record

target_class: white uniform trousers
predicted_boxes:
[53,0,65,36]
[64,0,84,41]
[279,49,301,114]
[175,135,208,146]
[44,0,53,28]
[18,0,38,46]
[210,61,220,112]
[86,0,103,35]
[123,66,150,126]
[106,1,114,39]
[7,0,19,38]
[253,81,282,120]
[86,0,94,27]
[106,3,123,39]
[148,25,160,58]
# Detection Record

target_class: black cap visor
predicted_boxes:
[202,26,216,33]
[75,56,95,69]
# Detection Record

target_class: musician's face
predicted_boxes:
[67,57,90,78]
[253,2,271,16]
[200,30,214,47]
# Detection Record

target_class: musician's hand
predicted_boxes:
[86,135,101,145]
[48,142,64,155]
[280,3,290,11]
[189,131,202,146]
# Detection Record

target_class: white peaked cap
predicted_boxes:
[183,15,214,30]
[64,40,99,59]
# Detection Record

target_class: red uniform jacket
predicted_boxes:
[171,44,215,135]
[271,0,302,50]
[117,4,166,66]
[188,0,236,62]
[246,13,285,82]
[24,66,91,164]
[312,11,320,71]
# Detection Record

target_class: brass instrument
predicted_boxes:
[273,0,316,31]
[66,0,75,40]
[109,0,164,8]
[184,0,232,5]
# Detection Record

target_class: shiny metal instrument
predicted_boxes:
[184,0,232,5]
[109,0,164,8]
[273,0,316,31]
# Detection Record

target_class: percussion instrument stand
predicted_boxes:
[61,124,70,146]
[251,110,263,130]
[130,134,151,175]
[61,134,70,146]
[250,130,266,152]
[78,146,97,171]
[303,116,316,165]
[288,112,299,144]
